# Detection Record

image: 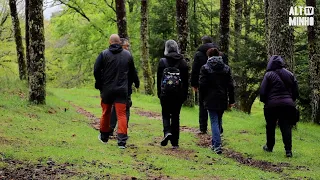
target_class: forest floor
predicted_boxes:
[1,79,320,180]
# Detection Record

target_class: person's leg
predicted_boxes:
[126,95,132,126]
[199,93,208,133]
[160,98,172,146]
[114,102,128,148]
[278,106,293,157]
[99,100,112,143]
[208,110,222,153]
[218,111,224,135]
[263,107,278,151]
[110,105,117,135]
[170,102,183,147]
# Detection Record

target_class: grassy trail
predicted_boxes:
[1,81,319,179]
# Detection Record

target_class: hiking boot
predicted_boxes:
[172,145,179,150]
[98,134,109,144]
[197,130,207,135]
[212,146,222,154]
[161,133,172,146]
[263,145,272,152]
[286,150,292,158]
[118,145,126,149]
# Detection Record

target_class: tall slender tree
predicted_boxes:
[307,0,320,124]
[25,0,30,78]
[177,0,194,107]
[267,0,294,71]
[141,0,154,95]
[116,0,128,39]
[219,0,231,55]
[9,0,26,80]
[28,0,46,104]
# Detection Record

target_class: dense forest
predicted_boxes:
[0,0,319,123]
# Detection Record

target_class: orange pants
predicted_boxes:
[100,100,127,135]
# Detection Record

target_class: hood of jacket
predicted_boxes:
[267,55,285,71]
[109,44,123,54]
[198,43,219,54]
[207,56,225,70]
[164,52,183,61]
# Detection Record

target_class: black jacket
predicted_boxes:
[94,44,137,102]
[191,43,228,88]
[157,52,189,102]
[199,56,235,110]
[260,55,299,108]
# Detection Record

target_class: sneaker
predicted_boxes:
[286,150,292,158]
[172,146,179,150]
[263,145,272,152]
[197,130,207,135]
[212,146,222,154]
[119,145,126,149]
[161,133,172,146]
[98,134,108,144]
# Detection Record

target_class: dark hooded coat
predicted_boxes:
[259,55,299,108]
[199,56,235,110]
[157,52,189,102]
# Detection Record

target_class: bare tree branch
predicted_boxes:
[104,0,116,13]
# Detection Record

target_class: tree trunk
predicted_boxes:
[234,0,242,62]
[141,0,154,95]
[116,0,128,38]
[219,0,231,54]
[9,0,27,80]
[177,0,194,107]
[26,0,30,79]
[307,0,320,124]
[267,0,294,72]
[28,0,46,104]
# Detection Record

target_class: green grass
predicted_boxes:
[1,78,320,179]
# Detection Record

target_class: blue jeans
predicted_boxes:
[208,110,224,148]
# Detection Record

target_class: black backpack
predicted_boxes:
[160,58,182,96]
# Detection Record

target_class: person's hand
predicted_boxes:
[229,104,235,108]
[192,87,198,92]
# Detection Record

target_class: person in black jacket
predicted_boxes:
[110,38,140,134]
[191,36,228,134]
[199,48,235,154]
[157,40,189,149]
[260,55,299,157]
[94,34,136,149]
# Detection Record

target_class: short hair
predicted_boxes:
[206,48,220,57]
[201,35,213,44]
[120,38,129,45]
[164,40,179,55]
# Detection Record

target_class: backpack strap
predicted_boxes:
[273,70,292,96]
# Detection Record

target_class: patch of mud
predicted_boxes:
[163,148,195,160]
[133,108,162,120]
[0,158,77,179]
[180,126,198,133]
[196,134,212,148]
[239,130,249,134]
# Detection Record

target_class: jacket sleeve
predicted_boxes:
[93,52,103,90]
[157,59,164,98]
[181,62,189,102]
[292,76,299,101]
[199,66,208,98]
[227,68,235,104]
[191,52,201,88]
[260,73,269,103]
[129,56,140,88]
[222,53,229,65]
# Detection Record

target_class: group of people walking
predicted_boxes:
[94,34,299,157]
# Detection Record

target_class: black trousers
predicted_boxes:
[199,93,208,132]
[160,97,183,146]
[264,106,295,151]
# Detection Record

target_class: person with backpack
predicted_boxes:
[94,34,137,149]
[110,38,140,135]
[260,55,299,157]
[199,48,235,154]
[191,36,228,135]
[157,40,189,149]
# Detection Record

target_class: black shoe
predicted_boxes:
[212,146,222,154]
[263,145,272,152]
[98,133,109,144]
[197,130,207,135]
[286,150,292,158]
[161,133,172,146]
[172,145,179,150]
